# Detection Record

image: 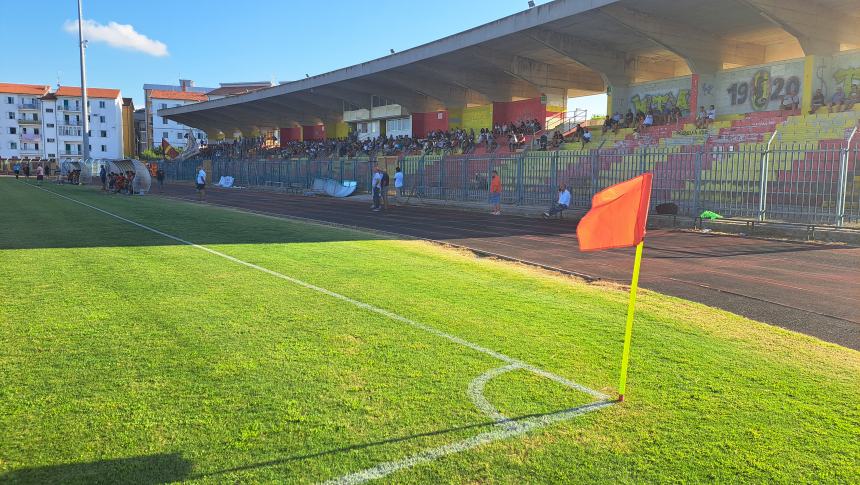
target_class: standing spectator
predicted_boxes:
[381,168,390,210]
[394,166,404,198]
[35,164,44,186]
[371,166,383,212]
[695,106,708,129]
[543,184,571,218]
[23,164,30,179]
[489,170,502,215]
[809,89,826,114]
[13,162,20,179]
[99,165,107,191]
[156,166,165,192]
[196,165,207,201]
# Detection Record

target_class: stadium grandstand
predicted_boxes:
[159,0,860,225]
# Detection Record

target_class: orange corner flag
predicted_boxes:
[577,173,653,252]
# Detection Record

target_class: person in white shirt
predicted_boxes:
[371,166,383,211]
[543,184,571,218]
[707,105,716,123]
[196,166,206,201]
[394,166,404,198]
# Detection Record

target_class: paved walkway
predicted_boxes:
[160,185,860,350]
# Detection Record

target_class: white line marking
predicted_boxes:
[322,400,615,485]
[467,364,524,430]
[29,185,615,482]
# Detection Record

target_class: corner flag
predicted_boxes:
[577,173,653,402]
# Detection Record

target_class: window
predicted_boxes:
[47,138,55,143]
[99,101,105,109]
[46,108,53,113]
[100,130,107,138]
[35,143,39,150]
[34,128,39,135]
[48,153,56,158]
[162,132,168,139]
[160,103,167,109]
[8,127,16,134]
[63,100,69,109]
[163,117,168,125]
[10,142,17,149]
[21,127,27,134]
[101,144,106,152]
[6,112,13,119]
[6,97,13,104]
[177,132,183,139]
[65,143,71,151]
[99,116,105,123]
[47,123,54,128]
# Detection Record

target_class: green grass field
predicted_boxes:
[1,177,858,483]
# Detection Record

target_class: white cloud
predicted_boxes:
[63,19,168,57]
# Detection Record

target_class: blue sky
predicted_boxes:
[1,0,605,115]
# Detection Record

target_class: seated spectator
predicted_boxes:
[810,89,826,114]
[543,184,571,218]
[781,92,800,111]
[643,112,654,129]
[624,110,635,129]
[846,85,859,111]
[706,105,716,125]
[602,116,612,134]
[829,87,846,113]
[539,133,548,150]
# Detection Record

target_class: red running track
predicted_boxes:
[160,185,860,350]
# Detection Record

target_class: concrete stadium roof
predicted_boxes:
[161,0,860,134]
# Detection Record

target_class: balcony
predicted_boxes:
[17,117,41,125]
[59,126,83,137]
[60,105,81,113]
[19,147,41,155]
[19,134,41,143]
[18,102,41,111]
[62,149,82,156]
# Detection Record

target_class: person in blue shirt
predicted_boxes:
[13,162,21,179]
[543,184,571,218]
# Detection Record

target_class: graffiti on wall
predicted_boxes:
[725,69,801,112]
[629,89,691,115]
[833,67,860,93]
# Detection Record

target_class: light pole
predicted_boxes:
[77,0,90,161]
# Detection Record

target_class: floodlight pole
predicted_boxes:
[77,0,90,161]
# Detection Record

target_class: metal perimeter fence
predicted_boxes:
[161,143,860,226]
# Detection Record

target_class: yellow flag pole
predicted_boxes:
[618,240,644,402]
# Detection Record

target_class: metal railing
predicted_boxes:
[161,142,860,226]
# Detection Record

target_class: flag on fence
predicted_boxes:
[577,173,653,402]
[162,139,179,160]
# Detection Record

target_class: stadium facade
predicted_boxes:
[159,0,860,143]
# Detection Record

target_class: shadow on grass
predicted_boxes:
[1,452,192,485]
[190,403,607,480]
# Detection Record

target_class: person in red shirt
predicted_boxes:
[489,170,502,215]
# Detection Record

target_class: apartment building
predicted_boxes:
[0,83,50,160]
[144,79,213,149]
[0,82,124,163]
